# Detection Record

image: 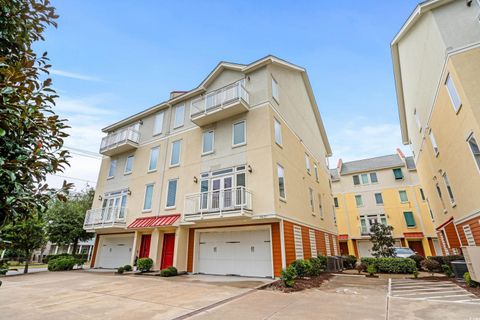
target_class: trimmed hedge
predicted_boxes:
[341,255,357,269]
[160,266,178,277]
[137,258,153,272]
[48,256,77,271]
[360,257,416,274]
[428,255,464,268]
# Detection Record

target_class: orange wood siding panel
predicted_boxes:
[90,234,101,268]
[271,222,282,277]
[457,217,480,246]
[329,234,335,256]
[445,220,461,249]
[283,221,296,265]
[187,228,195,272]
[302,226,312,260]
[352,239,359,258]
[428,238,437,256]
[315,230,327,256]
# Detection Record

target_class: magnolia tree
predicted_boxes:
[0,0,71,226]
[370,223,396,258]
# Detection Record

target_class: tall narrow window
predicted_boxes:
[305,154,311,174]
[143,184,154,211]
[202,130,214,154]
[419,188,426,201]
[308,188,314,212]
[124,155,134,174]
[274,118,282,145]
[445,73,462,112]
[429,130,439,156]
[272,77,279,102]
[375,193,383,205]
[334,197,339,208]
[108,159,117,178]
[355,195,363,207]
[442,172,455,204]
[399,190,409,203]
[277,164,286,199]
[318,193,324,218]
[393,168,404,180]
[314,164,319,182]
[174,104,185,128]
[414,109,422,132]
[426,198,435,221]
[467,133,480,171]
[232,121,246,146]
[403,211,416,227]
[361,173,369,184]
[153,111,164,135]
[370,172,378,183]
[353,175,360,185]
[170,140,181,166]
[148,147,159,172]
[166,179,178,208]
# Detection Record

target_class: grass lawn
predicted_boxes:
[8,262,48,269]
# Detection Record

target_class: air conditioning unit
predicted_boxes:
[462,246,480,282]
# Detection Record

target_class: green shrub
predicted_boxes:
[464,272,479,288]
[117,267,125,274]
[290,259,312,277]
[413,268,419,279]
[137,258,153,272]
[441,264,453,277]
[309,257,324,276]
[48,256,77,271]
[341,255,357,269]
[360,257,416,274]
[408,254,425,269]
[46,253,86,266]
[160,266,178,277]
[421,259,440,276]
[428,255,464,268]
[366,264,376,276]
[123,265,132,272]
[0,260,8,275]
[280,265,297,288]
[317,255,327,270]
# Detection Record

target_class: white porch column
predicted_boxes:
[67,245,71,254]
[130,231,141,266]
[78,245,83,254]
[173,227,188,272]
[54,245,59,254]
[87,245,93,261]
[149,228,162,270]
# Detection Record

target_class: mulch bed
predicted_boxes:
[261,273,333,293]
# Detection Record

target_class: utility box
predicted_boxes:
[463,246,480,282]
[327,256,343,272]
[451,260,468,279]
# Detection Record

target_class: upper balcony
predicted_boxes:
[190,81,250,126]
[83,206,127,231]
[183,186,253,222]
[99,127,140,156]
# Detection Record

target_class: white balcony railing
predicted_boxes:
[84,206,127,230]
[99,127,140,154]
[183,186,252,221]
[190,81,250,118]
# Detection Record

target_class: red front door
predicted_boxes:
[339,242,349,256]
[161,233,175,269]
[139,234,151,258]
[408,240,425,257]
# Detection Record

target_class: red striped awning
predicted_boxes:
[128,214,180,229]
[338,234,349,241]
[403,232,424,239]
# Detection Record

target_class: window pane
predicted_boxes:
[361,174,369,184]
[143,185,153,210]
[370,172,378,183]
[174,105,185,128]
[125,155,134,173]
[167,180,177,207]
[429,131,439,155]
[274,119,282,145]
[277,165,285,198]
[334,197,338,208]
[305,155,310,172]
[233,121,246,145]
[403,211,416,227]
[375,193,383,204]
[272,78,279,101]
[314,165,319,181]
[148,147,159,171]
[443,173,455,203]
[468,135,480,170]
[353,175,360,185]
[153,112,164,135]
[309,188,314,211]
[202,131,214,154]
[419,188,426,201]
[171,140,181,166]
[399,191,408,202]
[108,160,117,177]
[355,195,363,206]
[393,168,404,180]
[445,74,462,111]
[236,173,246,187]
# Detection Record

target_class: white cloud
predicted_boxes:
[50,69,100,82]
[327,116,410,166]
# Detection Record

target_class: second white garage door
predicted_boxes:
[97,235,133,269]
[197,229,272,278]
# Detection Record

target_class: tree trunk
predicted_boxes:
[24,250,29,274]
[72,237,79,256]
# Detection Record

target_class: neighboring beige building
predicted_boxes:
[331,150,440,258]
[392,0,480,262]
[84,56,338,277]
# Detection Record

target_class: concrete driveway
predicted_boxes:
[0,271,270,320]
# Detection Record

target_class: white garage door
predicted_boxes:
[357,241,373,257]
[197,229,272,278]
[97,236,133,269]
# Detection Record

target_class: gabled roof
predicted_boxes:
[102,55,332,155]
[338,154,405,175]
[391,0,456,144]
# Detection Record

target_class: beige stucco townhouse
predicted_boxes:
[84,55,338,278]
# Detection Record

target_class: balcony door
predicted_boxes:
[211,176,233,210]
[102,191,127,221]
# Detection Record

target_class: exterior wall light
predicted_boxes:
[193,176,198,183]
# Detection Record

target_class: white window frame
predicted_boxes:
[170,140,181,167]
[148,147,159,172]
[272,77,279,102]
[442,172,455,205]
[426,198,435,222]
[314,164,319,182]
[308,187,314,213]
[124,155,134,174]
[318,193,324,219]
[399,190,409,203]
[173,104,185,129]
[165,179,178,209]
[108,159,117,179]
[277,164,286,201]
[142,184,154,212]
[202,130,214,155]
[361,173,369,184]
[467,133,480,172]
[153,111,165,135]
[463,225,476,246]
[274,118,282,146]
[309,229,317,257]
[370,172,378,183]
[445,73,462,113]
[355,195,363,207]
[293,226,303,259]
[375,192,383,205]
[429,130,439,156]
[414,108,422,132]
[305,154,311,174]
[232,120,246,147]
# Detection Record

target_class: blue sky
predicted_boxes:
[39,0,419,189]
